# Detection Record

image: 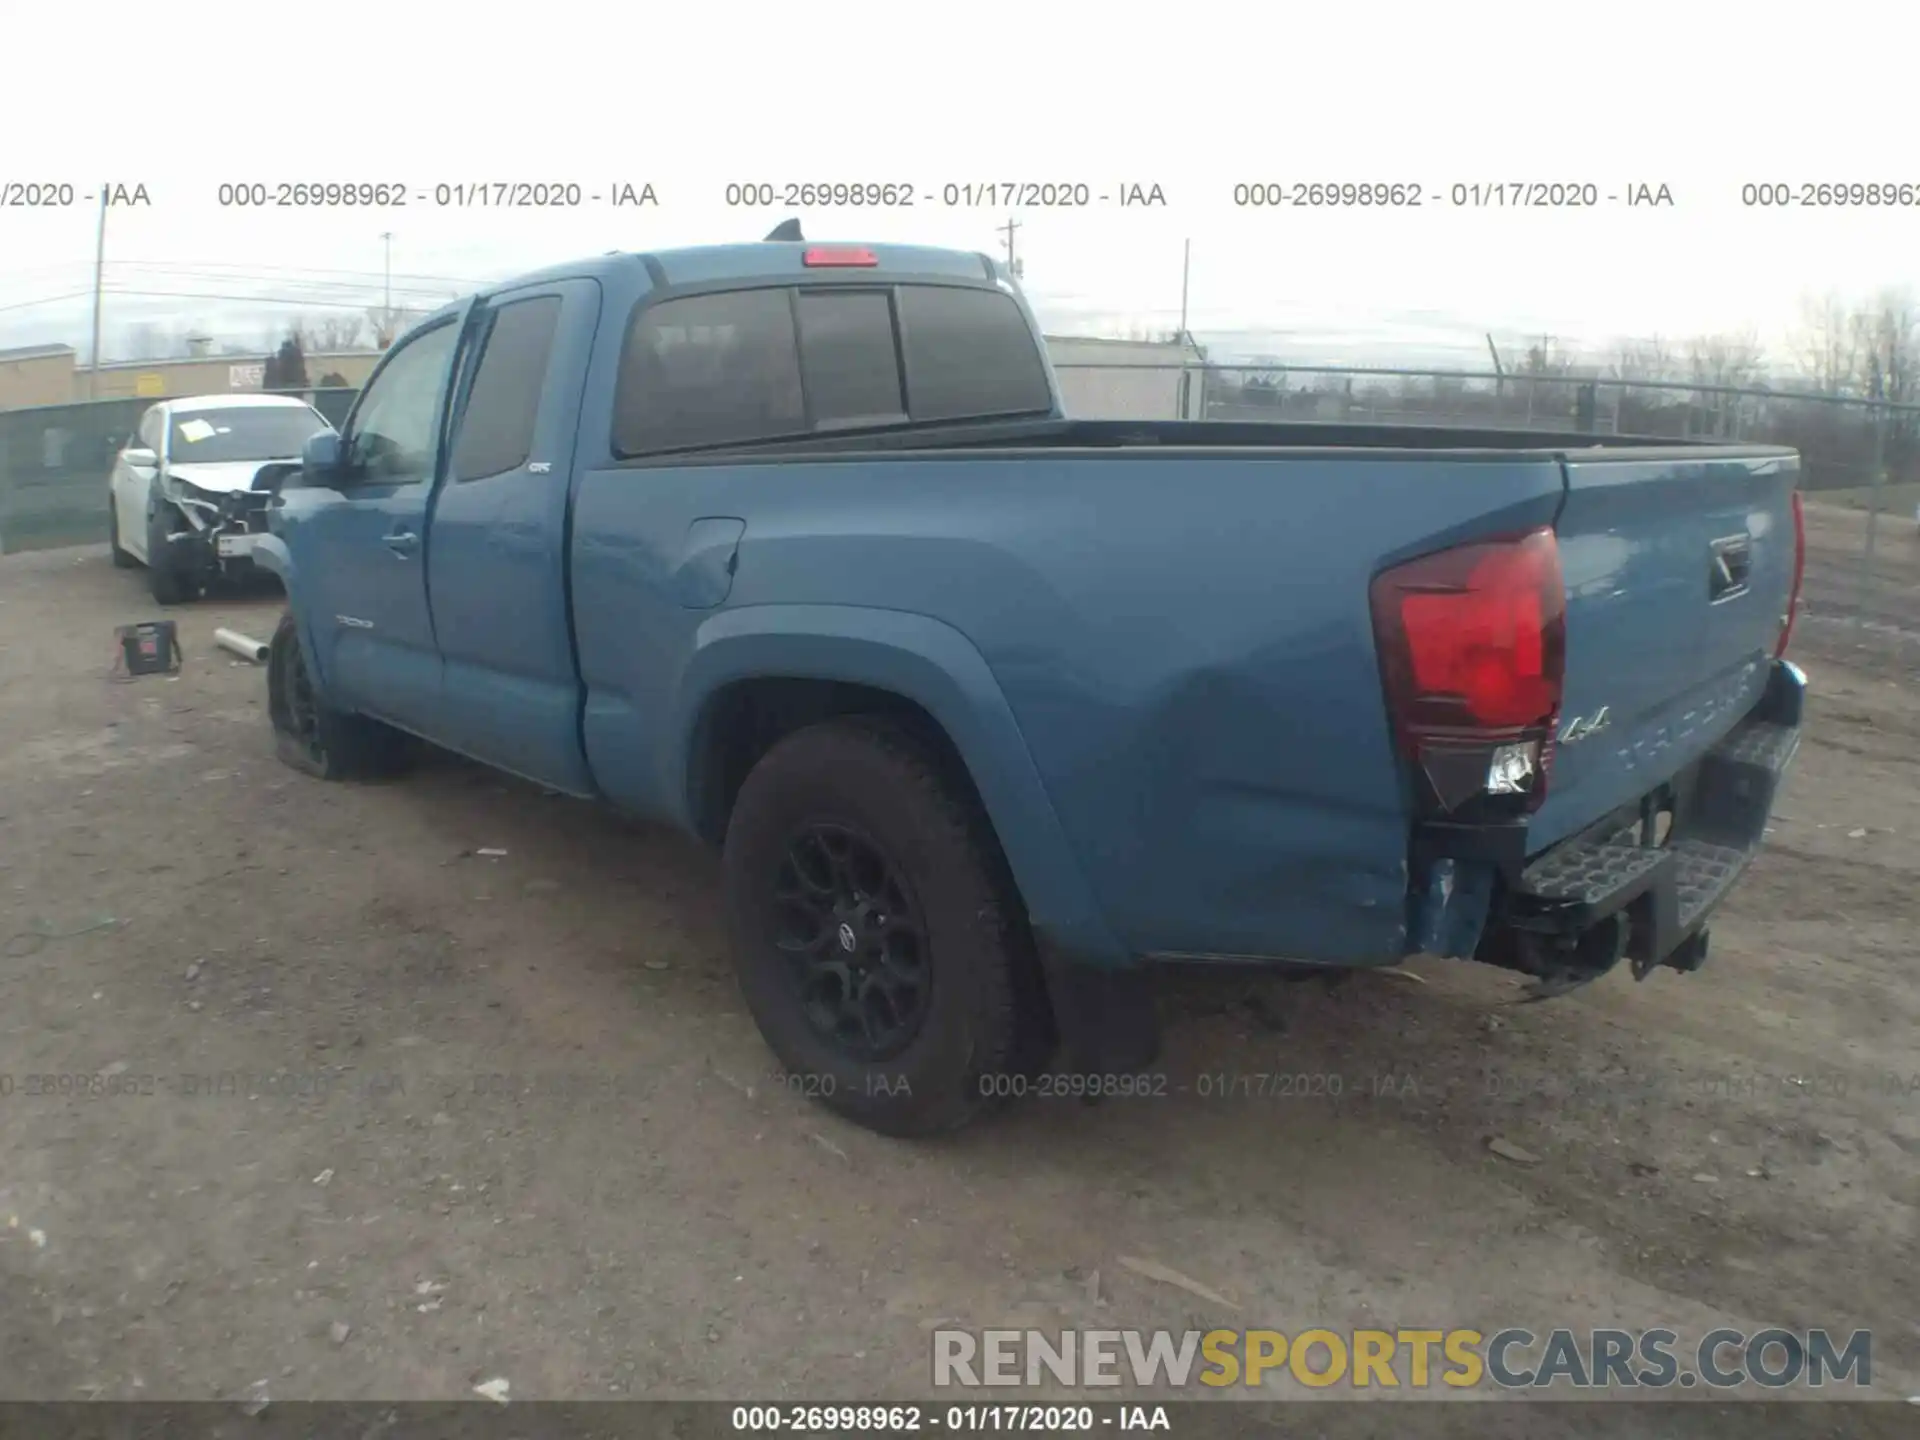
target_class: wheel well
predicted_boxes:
[694,676,1059,1068]
[692,678,984,848]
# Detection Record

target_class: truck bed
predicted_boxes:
[618,415,1797,463]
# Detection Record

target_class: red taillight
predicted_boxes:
[1776,488,1805,658]
[1371,528,1566,811]
[802,246,878,267]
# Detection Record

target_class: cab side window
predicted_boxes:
[613,289,805,456]
[450,295,563,482]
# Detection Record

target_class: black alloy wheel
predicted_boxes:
[720,716,1055,1137]
[774,821,934,1062]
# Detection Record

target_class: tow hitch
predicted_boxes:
[1646,926,1710,978]
[1514,909,1632,1000]
[1466,663,1802,1000]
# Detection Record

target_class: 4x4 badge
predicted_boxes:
[1559,706,1611,744]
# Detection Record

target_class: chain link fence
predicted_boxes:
[1053,360,1919,491]
[3,367,1911,671]
[0,389,357,554]
[1051,360,1918,672]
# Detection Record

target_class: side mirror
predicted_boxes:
[122,446,158,469]
[252,461,303,497]
[303,430,344,483]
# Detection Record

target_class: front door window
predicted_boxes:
[345,322,461,484]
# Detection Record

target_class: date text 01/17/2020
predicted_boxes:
[1229,181,1676,208]
[212,181,659,208]
[720,182,1167,209]
[728,1403,1168,1432]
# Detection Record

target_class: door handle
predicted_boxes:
[385,530,420,557]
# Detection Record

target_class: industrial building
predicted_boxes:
[1045,335,1208,420]
[0,344,383,410]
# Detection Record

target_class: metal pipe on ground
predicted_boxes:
[214,628,269,664]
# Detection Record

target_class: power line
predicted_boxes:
[0,290,98,314]
[101,270,458,303]
[1,259,496,292]
[103,257,496,286]
[96,287,455,313]
[1,273,467,321]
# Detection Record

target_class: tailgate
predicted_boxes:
[1528,447,1800,854]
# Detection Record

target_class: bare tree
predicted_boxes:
[1513,336,1580,377]
[1679,331,1767,438]
[1792,293,1859,395]
[367,304,429,348]
[1849,289,1920,405]
[1683,332,1766,390]
[125,322,165,361]
[298,313,369,351]
[1605,336,1677,384]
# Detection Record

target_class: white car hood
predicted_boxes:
[165,459,291,494]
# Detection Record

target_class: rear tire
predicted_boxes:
[108,500,138,569]
[266,611,411,781]
[721,716,1048,1138]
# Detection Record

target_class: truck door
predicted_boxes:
[424,278,598,792]
[298,303,472,725]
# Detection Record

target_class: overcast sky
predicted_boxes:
[4,0,1917,370]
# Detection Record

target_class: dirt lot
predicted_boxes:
[0,503,1915,1427]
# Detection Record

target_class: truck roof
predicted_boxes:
[464,241,1006,309]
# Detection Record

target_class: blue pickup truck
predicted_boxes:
[257,235,1808,1136]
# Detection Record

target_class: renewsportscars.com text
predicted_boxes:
[932,1327,1873,1391]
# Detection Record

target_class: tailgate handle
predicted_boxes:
[1709,535,1752,602]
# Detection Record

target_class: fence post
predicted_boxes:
[1858,400,1887,632]
[1576,382,1597,433]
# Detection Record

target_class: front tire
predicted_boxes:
[721,717,1048,1137]
[146,501,197,605]
[266,611,411,781]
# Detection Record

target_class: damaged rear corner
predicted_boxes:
[1410,660,1805,999]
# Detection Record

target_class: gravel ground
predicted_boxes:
[0,503,1915,1430]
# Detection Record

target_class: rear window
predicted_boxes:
[897,285,1054,423]
[612,282,1049,456]
[796,291,906,430]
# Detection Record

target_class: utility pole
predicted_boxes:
[379,231,394,343]
[87,188,108,398]
[1178,238,1191,340]
[996,217,1021,277]
[1178,239,1193,418]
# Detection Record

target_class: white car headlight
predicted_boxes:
[167,477,222,507]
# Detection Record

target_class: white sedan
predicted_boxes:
[109,393,334,604]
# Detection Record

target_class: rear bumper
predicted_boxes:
[1477,658,1805,986]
